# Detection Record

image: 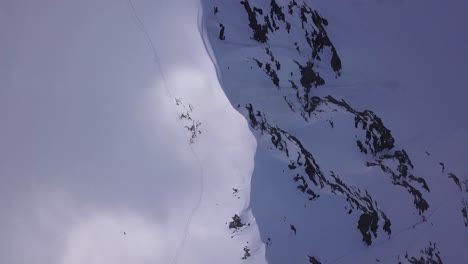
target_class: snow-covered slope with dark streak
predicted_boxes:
[201,0,468,263]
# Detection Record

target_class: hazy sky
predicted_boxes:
[0,0,259,263]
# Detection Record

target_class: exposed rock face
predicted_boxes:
[240,0,341,75]
[400,242,444,264]
[229,214,246,230]
[321,96,396,155]
[203,0,468,262]
[176,98,202,144]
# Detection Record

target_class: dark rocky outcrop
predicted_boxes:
[242,246,251,259]
[218,23,226,40]
[462,200,468,227]
[448,173,462,191]
[401,242,443,264]
[308,256,322,264]
[444,172,468,228]
[270,0,285,22]
[240,0,342,96]
[292,95,429,216]
[358,212,379,246]
[229,214,245,230]
[295,60,325,90]
[367,150,430,215]
[324,96,395,155]
[240,0,269,43]
[175,98,202,144]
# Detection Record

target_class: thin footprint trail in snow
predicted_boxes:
[327,157,458,264]
[172,146,205,264]
[326,198,450,264]
[126,0,172,98]
[125,1,206,263]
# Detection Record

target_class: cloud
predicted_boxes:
[60,211,172,264]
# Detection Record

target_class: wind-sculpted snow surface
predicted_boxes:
[201,0,468,263]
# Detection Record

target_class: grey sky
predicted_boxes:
[0,0,258,263]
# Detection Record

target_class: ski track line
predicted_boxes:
[327,198,450,264]
[126,1,206,263]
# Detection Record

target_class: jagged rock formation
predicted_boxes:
[229,214,246,231]
[321,96,395,155]
[462,200,468,228]
[242,246,252,260]
[399,242,443,264]
[448,173,462,191]
[234,0,343,122]
[240,0,341,75]
[203,0,468,262]
[308,256,322,264]
[244,103,392,245]
[445,172,468,228]
[175,98,202,144]
[367,150,430,215]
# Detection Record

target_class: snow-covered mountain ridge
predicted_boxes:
[201,0,468,263]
